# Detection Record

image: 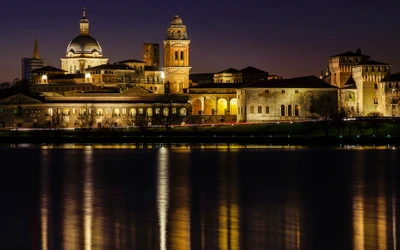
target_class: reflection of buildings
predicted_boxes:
[352,159,396,250]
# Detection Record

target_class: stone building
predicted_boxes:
[324,49,397,116]
[236,76,338,122]
[0,89,190,128]
[163,15,191,93]
[143,43,160,69]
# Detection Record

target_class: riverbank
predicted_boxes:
[0,121,399,146]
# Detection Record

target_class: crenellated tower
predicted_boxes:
[163,15,191,93]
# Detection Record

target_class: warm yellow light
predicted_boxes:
[85,73,91,78]
[42,75,47,80]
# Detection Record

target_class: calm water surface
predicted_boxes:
[0,144,399,250]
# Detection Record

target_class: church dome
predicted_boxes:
[66,35,103,57]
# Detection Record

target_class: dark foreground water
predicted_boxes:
[0,144,399,250]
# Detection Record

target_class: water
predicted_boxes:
[0,144,399,250]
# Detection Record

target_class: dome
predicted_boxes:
[66,35,103,57]
[171,15,183,25]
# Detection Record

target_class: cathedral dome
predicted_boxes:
[66,35,103,57]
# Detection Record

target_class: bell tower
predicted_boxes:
[163,15,191,93]
[80,7,89,35]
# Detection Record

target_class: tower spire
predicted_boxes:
[33,38,39,59]
[79,7,89,35]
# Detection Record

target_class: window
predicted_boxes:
[175,51,178,60]
[374,97,378,104]
[0,108,4,113]
[122,108,126,115]
[73,108,76,114]
[155,108,160,115]
[374,83,378,89]
[180,51,184,60]
[266,106,270,114]
[295,90,299,94]
[163,108,169,116]
[180,108,187,116]
[147,108,153,116]
[138,108,143,114]
[250,106,254,114]
[280,105,285,116]
[295,105,300,116]
[265,90,269,94]
[288,104,293,116]
[281,90,285,94]
[129,108,136,116]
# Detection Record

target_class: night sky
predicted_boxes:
[1,0,400,82]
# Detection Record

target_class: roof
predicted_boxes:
[144,65,160,71]
[343,75,357,89]
[242,76,338,89]
[240,66,268,75]
[190,82,246,89]
[330,50,369,58]
[382,73,400,82]
[50,74,85,80]
[357,58,390,66]
[30,66,65,73]
[86,64,134,70]
[216,68,240,74]
[117,59,145,64]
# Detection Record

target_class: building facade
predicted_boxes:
[163,15,191,93]
[60,9,108,74]
[21,39,48,82]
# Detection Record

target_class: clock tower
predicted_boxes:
[163,15,191,93]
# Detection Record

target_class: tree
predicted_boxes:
[311,94,338,136]
[51,111,66,130]
[77,104,96,129]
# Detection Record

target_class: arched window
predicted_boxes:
[280,105,285,116]
[295,105,300,116]
[288,104,292,116]
[147,108,153,117]
[129,108,136,117]
[175,51,178,60]
[180,108,187,116]
[163,108,169,116]
[47,108,53,116]
[97,109,103,116]
[349,93,353,99]
[180,51,184,60]
[17,106,23,115]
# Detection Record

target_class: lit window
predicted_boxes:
[122,108,126,115]
[139,108,143,114]
[155,108,160,115]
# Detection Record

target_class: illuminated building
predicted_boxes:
[163,15,191,93]
[60,8,108,74]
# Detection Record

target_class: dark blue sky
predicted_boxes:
[1,0,400,82]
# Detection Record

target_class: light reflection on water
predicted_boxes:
[1,146,399,249]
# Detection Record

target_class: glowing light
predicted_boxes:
[157,148,169,250]
[84,148,93,250]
